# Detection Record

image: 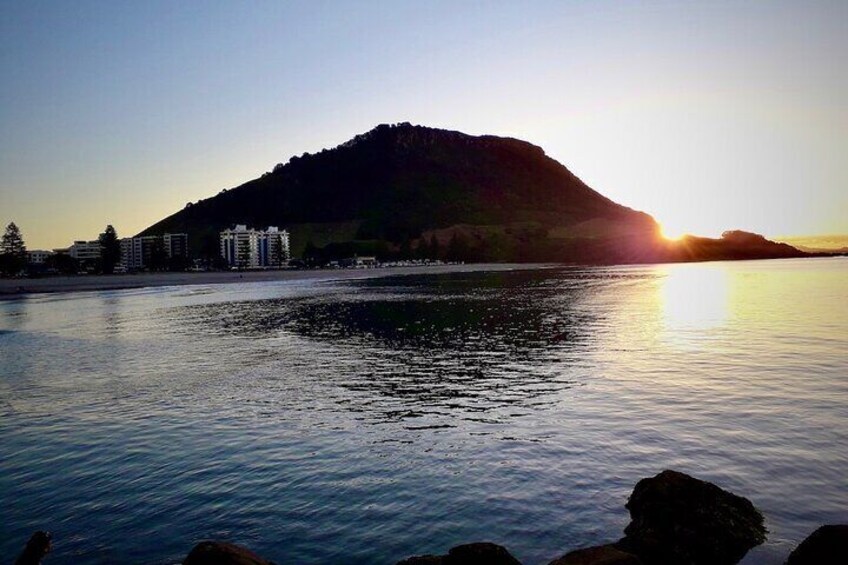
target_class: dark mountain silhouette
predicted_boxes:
[140,123,806,264]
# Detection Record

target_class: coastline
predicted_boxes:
[3,256,843,300]
[3,255,842,300]
[0,263,554,300]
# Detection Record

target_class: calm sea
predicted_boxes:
[1,258,846,564]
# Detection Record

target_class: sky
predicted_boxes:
[1,0,846,250]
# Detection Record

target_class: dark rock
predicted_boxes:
[396,556,445,565]
[445,543,522,564]
[785,525,848,564]
[396,542,521,565]
[15,531,52,565]
[548,544,642,564]
[183,541,275,565]
[620,469,766,564]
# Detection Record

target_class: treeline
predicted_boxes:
[299,226,557,266]
[0,222,194,278]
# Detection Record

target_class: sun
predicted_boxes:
[659,223,686,241]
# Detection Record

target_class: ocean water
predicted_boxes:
[1,258,846,564]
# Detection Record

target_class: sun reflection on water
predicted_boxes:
[659,264,730,347]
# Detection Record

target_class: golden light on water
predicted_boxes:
[659,264,729,346]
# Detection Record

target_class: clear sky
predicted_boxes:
[1,0,846,249]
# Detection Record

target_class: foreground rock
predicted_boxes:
[15,531,52,565]
[785,525,848,564]
[183,541,275,565]
[397,542,522,565]
[548,544,642,564]
[618,470,766,564]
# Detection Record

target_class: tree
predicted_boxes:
[98,225,121,274]
[303,240,318,259]
[429,234,440,260]
[1,222,27,276]
[399,238,412,260]
[167,254,191,272]
[415,237,430,260]
[45,253,78,275]
[446,232,465,262]
[148,238,168,271]
[210,255,229,271]
[269,235,286,268]
[237,238,252,270]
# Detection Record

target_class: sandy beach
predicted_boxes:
[0,263,549,299]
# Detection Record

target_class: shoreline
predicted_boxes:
[2,255,842,300]
[0,263,554,300]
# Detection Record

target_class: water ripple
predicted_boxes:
[1,260,846,564]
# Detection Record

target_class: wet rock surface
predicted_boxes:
[785,525,848,565]
[397,556,446,565]
[14,531,52,565]
[182,541,276,565]
[397,542,522,565]
[618,469,766,564]
[548,544,642,564]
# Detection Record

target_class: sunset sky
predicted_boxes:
[1,1,846,250]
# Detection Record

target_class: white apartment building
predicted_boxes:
[265,226,290,266]
[220,224,290,268]
[26,250,54,264]
[53,241,101,262]
[120,237,145,271]
[120,233,189,271]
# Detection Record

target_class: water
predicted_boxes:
[1,258,846,564]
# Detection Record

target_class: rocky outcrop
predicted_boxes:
[3,471,788,565]
[14,531,52,565]
[618,470,766,564]
[183,541,275,565]
[785,525,848,565]
[396,542,522,565]
[548,544,642,564]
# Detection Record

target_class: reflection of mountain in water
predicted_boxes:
[179,270,629,423]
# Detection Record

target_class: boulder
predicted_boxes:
[397,556,445,565]
[619,469,766,564]
[445,543,522,564]
[183,541,275,565]
[15,531,52,565]
[548,544,642,564]
[397,542,521,565]
[785,525,848,564]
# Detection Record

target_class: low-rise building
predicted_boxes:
[340,255,378,268]
[26,250,54,264]
[54,241,101,262]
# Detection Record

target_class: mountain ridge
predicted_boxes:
[140,123,806,264]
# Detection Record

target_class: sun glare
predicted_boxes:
[660,223,685,241]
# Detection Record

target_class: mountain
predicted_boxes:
[139,123,806,264]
